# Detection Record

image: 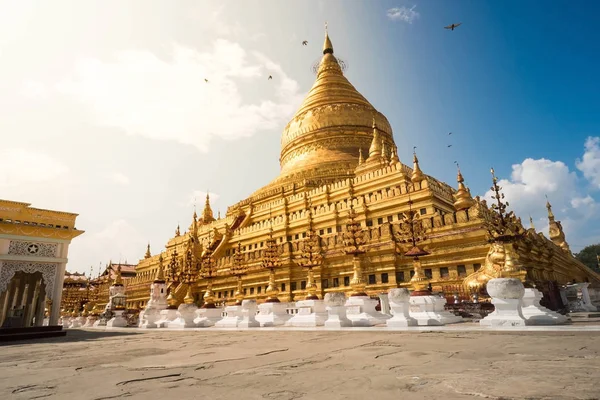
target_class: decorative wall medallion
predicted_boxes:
[8,241,58,258]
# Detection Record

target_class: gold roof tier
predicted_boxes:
[255,30,396,196]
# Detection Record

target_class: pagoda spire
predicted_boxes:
[175,224,181,237]
[192,208,198,238]
[411,147,424,183]
[545,195,555,220]
[381,140,389,163]
[144,243,151,259]
[323,23,333,54]
[368,116,382,159]
[358,148,365,165]
[545,195,571,253]
[529,215,536,230]
[453,162,475,211]
[202,192,216,223]
[389,145,399,165]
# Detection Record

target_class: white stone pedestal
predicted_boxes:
[69,317,82,328]
[387,288,417,328]
[522,288,568,325]
[170,304,198,329]
[156,308,179,328]
[256,302,291,327]
[323,293,352,328]
[480,278,527,327]
[43,318,49,326]
[345,296,390,327]
[286,300,328,327]
[409,295,462,326]
[139,308,159,328]
[107,310,128,328]
[93,316,107,327]
[378,293,391,315]
[215,305,243,328]
[194,307,224,327]
[83,315,98,328]
[238,300,260,328]
[566,283,598,313]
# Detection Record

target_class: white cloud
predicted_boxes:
[57,40,302,152]
[483,147,599,251]
[69,219,147,269]
[571,195,595,209]
[110,172,130,186]
[0,148,69,188]
[576,136,600,189]
[20,80,48,99]
[386,6,420,24]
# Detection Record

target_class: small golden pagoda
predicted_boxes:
[125,28,600,310]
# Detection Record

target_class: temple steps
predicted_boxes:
[0,325,66,343]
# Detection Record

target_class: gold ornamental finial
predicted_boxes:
[411,147,424,183]
[175,224,181,237]
[323,23,333,54]
[545,195,555,219]
[145,243,151,259]
[453,161,475,211]
[368,117,382,159]
[202,192,216,223]
[381,140,388,162]
[155,254,166,282]
[114,264,123,286]
[358,148,365,165]
[529,215,535,230]
[389,145,399,165]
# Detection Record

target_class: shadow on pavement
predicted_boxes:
[0,328,142,346]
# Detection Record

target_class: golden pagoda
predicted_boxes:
[126,29,600,311]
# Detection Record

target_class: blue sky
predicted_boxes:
[1,0,599,271]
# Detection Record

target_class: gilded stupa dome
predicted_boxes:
[260,30,396,192]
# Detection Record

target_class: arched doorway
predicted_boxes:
[0,271,47,328]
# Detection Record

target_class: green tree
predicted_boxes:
[574,244,600,273]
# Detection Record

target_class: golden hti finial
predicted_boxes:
[389,145,400,165]
[545,194,555,219]
[155,254,166,282]
[202,192,216,223]
[358,148,364,165]
[323,22,333,54]
[145,243,151,259]
[411,146,424,183]
[381,140,389,163]
[453,161,475,211]
[529,215,536,230]
[175,224,181,237]
[368,116,382,159]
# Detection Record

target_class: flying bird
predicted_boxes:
[444,22,462,31]
[302,40,308,46]
[448,145,453,148]
[204,79,208,83]
[268,75,273,80]
[448,132,453,135]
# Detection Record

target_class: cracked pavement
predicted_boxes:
[1,329,599,399]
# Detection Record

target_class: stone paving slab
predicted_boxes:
[1,328,599,399]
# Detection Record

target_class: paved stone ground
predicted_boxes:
[1,328,600,400]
